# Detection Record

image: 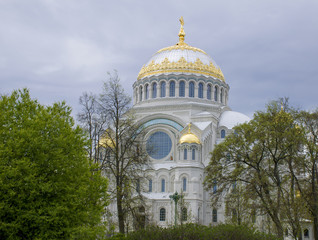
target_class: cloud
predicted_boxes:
[0,0,318,117]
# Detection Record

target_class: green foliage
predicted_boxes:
[0,89,109,239]
[112,223,279,240]
[204,100,314,239]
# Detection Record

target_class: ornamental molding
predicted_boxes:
[134,100,224,114]
[156,43,207,54]
[137,57,225,81]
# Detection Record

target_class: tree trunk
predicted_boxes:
[314,215,318,240]
[272,214,284,240]
[117,194,125,234]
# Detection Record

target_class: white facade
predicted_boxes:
[131,26,250,226]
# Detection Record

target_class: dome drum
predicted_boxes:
[133,76,229,106]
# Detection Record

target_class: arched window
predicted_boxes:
[232,209,237,220]
[207,84,211,100]
[189,82,194,97]
[145,84,149,100]
[192,149,195,160]
[182,207,187,221]
[135,89,138,103]
[149,179,152,192]
[169,81,175,97]
[252,209,256,223]
[221,129,226,138]
[220,88,224,103]
[285,229,289,237]
[212,208,218,222]
[152,83,157,98]
[161,179,165,192]
[184,149,187,160]
[198,83,203,98]
[160,82,166,97]
[179,81,185,97]
[182,177,187,192]
[232,181,237,191]
[213,180,217,193]
[159,208,166,221]
[136,179,140,193]
[304,229,309,238]
[139,86,143,101]
[214,86,218,102]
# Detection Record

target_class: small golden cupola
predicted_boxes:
[99,129,116,149]
[179,123,201,144]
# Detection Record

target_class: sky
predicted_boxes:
[1,0,318,118]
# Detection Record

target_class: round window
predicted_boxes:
[146,131,172,159]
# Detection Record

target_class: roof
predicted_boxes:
[219,111,250,129]
[137,18,224,81]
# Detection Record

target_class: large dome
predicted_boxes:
[137,19,225,81]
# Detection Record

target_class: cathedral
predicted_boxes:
[131,17,250,226]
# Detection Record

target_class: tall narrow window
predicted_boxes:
[161,179,165,192]
[179,81,185,97]
[184,149,187,160]
[169,81,175,97]
[304,229,309,238]
[136,179,140,193]
[212,208,218,222]
[145,84,149,100]
[152,83,157,98]
[160,208,166,221]
[207,84,211,100]
[139,87,143,101]
[182,207,187,221]
[135,89,138,103]
[192,149,195,160]
[232,209,237,222]
[214,86,218,102]
[149,179,152,192]
[160,82,166,97]
[220,89,224,103]
[182,177,187,192]
[198,83,203,98]
[221,129,226,138]
[189,82,194,97]
[251,209,256,223]
[213,180,217,193]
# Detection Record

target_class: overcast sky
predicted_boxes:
[1,0,318,118]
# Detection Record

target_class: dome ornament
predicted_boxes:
[178,16,186,45]
[188,122,192,133]
[179,123,201,144]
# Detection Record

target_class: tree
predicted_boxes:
[224,181,258,226]
[292,110,318,240]
[0,89,109,239]
[204,101,305,239]
[78,72,148,234]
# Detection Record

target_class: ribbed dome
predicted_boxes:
[179,124,201,144]
[137,18,224,81]
[99,130,115,148]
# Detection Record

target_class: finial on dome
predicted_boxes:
[188,122,192,133]
[178,16,186,45]
[280,101,284,112]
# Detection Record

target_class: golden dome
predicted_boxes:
[99,130,115,148]
[137,17,224,81]
[99,137,115,149]
[179,123,201,144]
